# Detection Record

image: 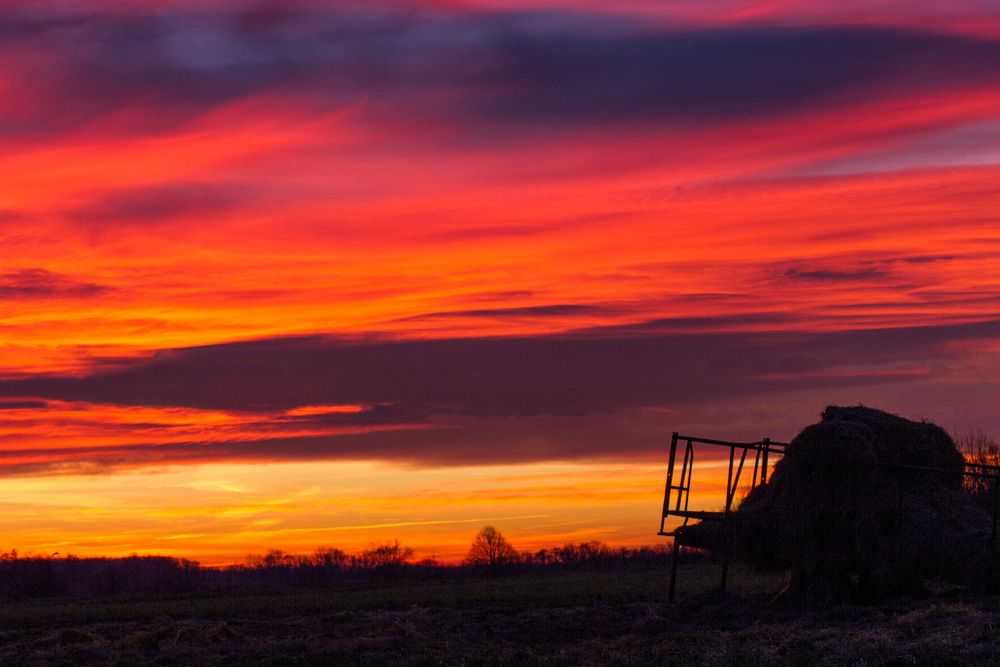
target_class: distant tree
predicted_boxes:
[553,543,578,565]
[312,546,349,570]
[577,540,612,561]
[465,526,519,567]
[247,549,296,569]
[360,540,414,570]
[549,541,614,565]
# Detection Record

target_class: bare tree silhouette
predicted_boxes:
[465,526,518,567]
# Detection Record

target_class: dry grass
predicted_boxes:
[0,562,995,666]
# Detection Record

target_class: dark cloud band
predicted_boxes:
[3,317,997,415]
[3,5,1000,143]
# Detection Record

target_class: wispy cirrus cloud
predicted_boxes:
[67,182,257,226]
[397,303,613,321]
[784,268,890,283]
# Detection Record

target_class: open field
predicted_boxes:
[2,562,1000,666]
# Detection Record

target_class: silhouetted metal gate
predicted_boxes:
[657,432,786,601]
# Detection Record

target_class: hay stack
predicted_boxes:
[704,406,994,602]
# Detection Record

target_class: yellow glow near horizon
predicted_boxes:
[0,459,691,565]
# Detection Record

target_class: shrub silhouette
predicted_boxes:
[0,553,204,599]
[551,540,614,565]
[359,540,414,571]
[312,546,349,570]
[247,549,299,568]
[465,526,519,567]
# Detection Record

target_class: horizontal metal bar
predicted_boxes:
[875,461,1000,480]
[673,434,996,478]
[673,434,788,452]
[962,470,1000,481]
[661,509,726,520]
[965,462,1000,472]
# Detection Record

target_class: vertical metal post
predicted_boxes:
[992,475,999,551]
[676,440,692,511]
[727,447,748,510]
[669,536,680,602]
[665,433,680,601]
[720,445,736,594]
[749,447,761,492]
[760,438,770,485]
[725,445,736,515]
[661,433,679,534]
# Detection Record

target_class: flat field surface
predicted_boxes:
[2,564,999,666]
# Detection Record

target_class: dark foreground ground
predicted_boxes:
[3,563,999,666]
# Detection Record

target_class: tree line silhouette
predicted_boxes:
[0,529,671,601]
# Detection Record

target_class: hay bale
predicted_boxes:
[702,406,994,602]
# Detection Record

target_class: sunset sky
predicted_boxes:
[2,0,1000,564]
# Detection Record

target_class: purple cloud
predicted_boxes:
[0,269,108,300]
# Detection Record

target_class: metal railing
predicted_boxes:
[658,432,786,600]
[658,431,1000,601]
